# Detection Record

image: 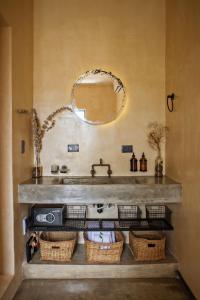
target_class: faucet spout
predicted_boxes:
[90,158,112,177]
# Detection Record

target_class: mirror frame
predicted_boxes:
[71,69,126,125]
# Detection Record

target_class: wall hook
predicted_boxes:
[17,109,30,114]
[167,93,175,112]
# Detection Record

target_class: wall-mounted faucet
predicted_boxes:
[90,158,112,177]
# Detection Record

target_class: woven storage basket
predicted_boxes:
[129,232,166,261]
[84,231,124,263]
[40,231,77,262]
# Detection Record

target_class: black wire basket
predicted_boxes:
[66,205,86,219]
[118,205,141,228]
[146,205,171,224]
[118,205,141,219]
[65,205,86,229]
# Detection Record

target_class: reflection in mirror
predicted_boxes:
[71,70,125,125]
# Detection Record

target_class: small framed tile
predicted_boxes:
[68,144,79,152]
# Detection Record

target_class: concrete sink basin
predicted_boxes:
[61,176,137,185]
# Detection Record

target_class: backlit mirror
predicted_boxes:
[71,69,126,125]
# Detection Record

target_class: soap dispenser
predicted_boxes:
[130,152,138,172]
[140,152,147,172]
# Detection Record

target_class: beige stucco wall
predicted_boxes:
[166,0,200,298]
[34,0,166,176]
[0,24,13,275]
[0,0,33,288]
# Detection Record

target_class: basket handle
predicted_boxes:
[148,243,155,248]
[51,246,60,249]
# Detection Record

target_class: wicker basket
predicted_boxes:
[129,231,166,261]
[40,231,77,262]
[84,231,124,263]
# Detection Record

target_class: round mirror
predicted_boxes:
[71,69,126,125]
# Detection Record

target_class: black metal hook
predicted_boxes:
[167,93,175,112]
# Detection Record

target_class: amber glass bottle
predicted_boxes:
[139,153,147,172]
[130,152,138,172]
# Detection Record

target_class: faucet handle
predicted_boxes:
[107,169,112,177]
[60,165,69,173]
[91,169,96,177]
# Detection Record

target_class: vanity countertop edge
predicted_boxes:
[18,176,182,205]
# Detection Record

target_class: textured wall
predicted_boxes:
[166,0,200,298]
[0,25,13,275]
[0,0,33,279]
[34,0,166,176]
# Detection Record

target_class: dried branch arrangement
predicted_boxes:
[41,106,72,133]
[32,106,72,165]
[32,109,43,165]
[147,122,168,157]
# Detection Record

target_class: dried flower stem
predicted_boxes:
[32,106,72,165]
[41,106,72,133]
[147,122,168,157]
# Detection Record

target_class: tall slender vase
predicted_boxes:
[32,153,43,178]
[155,155,163,177]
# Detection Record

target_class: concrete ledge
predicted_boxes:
[23,262,178,279]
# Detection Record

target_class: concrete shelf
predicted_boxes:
[28,218,173,232]
[23,245,179,279]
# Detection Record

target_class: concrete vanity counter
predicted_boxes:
[18,176,182,205]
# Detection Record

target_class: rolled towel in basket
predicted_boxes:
[87,221,99,242]
[102,221,115,243]
[87,221,115,243]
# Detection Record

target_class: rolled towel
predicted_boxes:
[87,221,99,241]
[87,221,116,243]
[102,221,115,243]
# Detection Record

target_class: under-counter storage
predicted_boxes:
[26,204,173,263]
[28,204,173,232]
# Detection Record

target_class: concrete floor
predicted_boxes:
[13,278,193,300]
